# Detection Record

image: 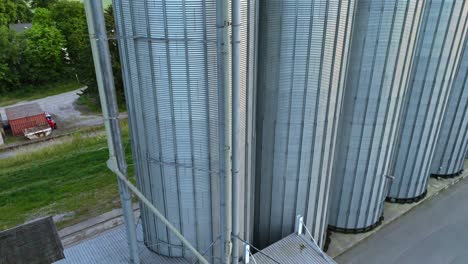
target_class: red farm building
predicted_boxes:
[5,103,47,136]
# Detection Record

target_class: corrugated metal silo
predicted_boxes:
[329,0,424,232]
[112,0,257,261]
[431,37,468,178]
[389,0,468,202]
[254,0,356,249]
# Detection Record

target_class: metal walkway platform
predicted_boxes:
[54,225,190,264]
[55,224,335,264]
[251,234,336,264]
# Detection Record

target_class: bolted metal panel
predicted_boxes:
[431,37,468,176]
[112,0,256,260]
[254,0,356,249]
[389,0,468,200]
[329,0,424,230]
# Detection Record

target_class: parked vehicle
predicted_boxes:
[45,112,57,129]
[24,113,57,140]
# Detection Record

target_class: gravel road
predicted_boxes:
[0,88,104,129]
[0,88,125,159]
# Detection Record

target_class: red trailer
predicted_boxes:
[5,103,48,136]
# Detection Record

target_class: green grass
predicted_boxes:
[75,92,103,113]
[3,135,26,146]
[0,80,83,107]
[76,91,127,114]
[76,0,112,7]
[0,122,135,230]
[103,0,112,6]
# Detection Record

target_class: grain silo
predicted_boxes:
[389,0,468,203]
[112,0,257,261]
[430,37,468,178]
[329,0,424,232]
[254,0,356,249]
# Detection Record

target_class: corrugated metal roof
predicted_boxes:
[5,103,43,121]
[251,234,336,264]
[8,23,32,33]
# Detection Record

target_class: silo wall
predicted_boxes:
[389,0,468,202]
[430,37,468,178]
[112,0,257,260]
[254,0,356,249]
[329,0,424,232]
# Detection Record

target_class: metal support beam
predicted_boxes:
[217,0,232,263]
[231,0,241,262]
[243,244,250,264]
[83,1,139,263]
[295,215,303,235]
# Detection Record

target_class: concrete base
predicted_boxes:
[431,169,464,179]
[327,160,468,259]
[328,216,384,234]
[386,190,427,204]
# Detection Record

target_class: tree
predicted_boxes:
[50,1,98,101]
[32,8,55,26]
[104,5,125,105]
[0,0,33,26]
[0,26,23,93]
[49,2,126,109]
[22,24,65,84]
[29,0,58,9]
[13,0,33,23]
[50,1,90,66]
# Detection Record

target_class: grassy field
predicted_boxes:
[0,81,83,107]
[0,123,134,230]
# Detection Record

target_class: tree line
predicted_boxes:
[0,0,124,108]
